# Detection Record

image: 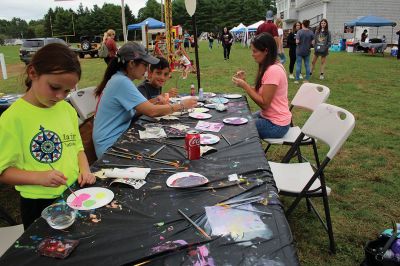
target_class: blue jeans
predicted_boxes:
[278,53,286,64]
[253,111,290,139]
[296,54,310,81]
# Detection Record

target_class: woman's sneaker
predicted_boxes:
[319,74,324,80]
[299,74,303,79]
[289,74,294,79]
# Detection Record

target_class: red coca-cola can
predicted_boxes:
[185,130,200,160]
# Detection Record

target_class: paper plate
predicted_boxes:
[209,97,229,104]
[192,107,210,113]
[67,187,114,211]
[203,92,216,97]
[204,103,217,109]
[166,172,209,188]
[223,94,242,99]
[197,102,205,107]
[223,117,248,125]
[189,113,212,119]
[180,95,198,100]
[200,134,220,145]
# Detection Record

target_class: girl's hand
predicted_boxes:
[233,70,246,80]
[40,170,67,187]
[155,95,168,105]
[181,98,197,109]
[78,172,96,187]
[232,76,248,90]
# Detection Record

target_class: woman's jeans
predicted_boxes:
[223,45,231,59]
[253,111,289,139]
[296,54,310,81]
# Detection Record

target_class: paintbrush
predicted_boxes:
[110,148,179,167]
[224,205,272,215]
[48,163,78,198]
[177,209,211,240]
[221,134,231,146]
[219,195,264,206]
[150,145,166,157]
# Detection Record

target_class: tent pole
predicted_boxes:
[391,27,393,45]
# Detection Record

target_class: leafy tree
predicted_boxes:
[138,0,162,21]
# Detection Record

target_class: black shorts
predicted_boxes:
[184,42,189,48]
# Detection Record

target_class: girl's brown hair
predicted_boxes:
[25,43,81,90]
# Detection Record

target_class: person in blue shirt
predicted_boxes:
[93,42,196,157]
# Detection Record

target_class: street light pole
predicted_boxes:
[121,0,128,43]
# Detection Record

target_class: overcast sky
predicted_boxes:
[0,0,153,22]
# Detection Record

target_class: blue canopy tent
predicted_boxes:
[344,15,397,43]
[127,17,165,31]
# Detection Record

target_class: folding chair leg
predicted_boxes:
[320,177,336,254]
[306,197,312,212]
[264,143,272,154]
[312,140,321,168]
[296,146,303,162]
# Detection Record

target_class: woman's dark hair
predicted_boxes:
[251,32,277,91]
[25,43,81,90]
[150,56,170,72]
[317,19,329,33]
[292,21,302,32]
[95,57,141,97]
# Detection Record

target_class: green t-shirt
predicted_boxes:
[0,98,83,199]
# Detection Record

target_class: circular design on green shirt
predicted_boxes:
[30,126,63,163]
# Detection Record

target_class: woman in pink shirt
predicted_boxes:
[232,32,291,138]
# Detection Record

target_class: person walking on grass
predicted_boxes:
[295,19,314,84]
[221,27,233,60]
[0,43,96,229]
[275,18,286,64]
[287,21,301,79]
[311,19,331,80]
[208,32,214,50]
[232,33,291,139]
[103,29,117,65]
[256,10,280,52]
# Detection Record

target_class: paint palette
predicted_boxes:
[223,94,242,99]
[67,187,114,211]
[166,172,209,188]
[223,117,248,125]
[209,97,229,104]
[200,134,220,145]
[189,113,212,120]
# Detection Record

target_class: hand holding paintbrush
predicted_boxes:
[48,164,78,197]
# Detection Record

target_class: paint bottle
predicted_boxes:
[198,87,204,101]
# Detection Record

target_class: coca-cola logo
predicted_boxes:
[188,137,200,146]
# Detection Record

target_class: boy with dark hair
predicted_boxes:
[137,56,178,102]
[295,19,314,83]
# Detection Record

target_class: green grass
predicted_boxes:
[1,43,400,265]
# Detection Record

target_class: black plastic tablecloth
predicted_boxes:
[0,96,299,266]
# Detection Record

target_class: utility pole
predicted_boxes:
[121,0,128,42]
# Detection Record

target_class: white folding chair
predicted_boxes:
[263,83,330,162]
[0,224,24,257]
[269,103,355,253]
[69,86,97,122]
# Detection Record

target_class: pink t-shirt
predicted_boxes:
[258,63,292,126]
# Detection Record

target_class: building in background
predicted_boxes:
[276,0,399,44]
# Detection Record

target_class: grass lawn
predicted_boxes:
[1,42,400,265]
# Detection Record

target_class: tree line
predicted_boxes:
[0,0,275,43]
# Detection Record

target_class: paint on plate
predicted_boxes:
[95,192,106,199]
[71,193,91,207]
[83,200,96,208]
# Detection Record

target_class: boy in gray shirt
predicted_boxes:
[295,20,314,83]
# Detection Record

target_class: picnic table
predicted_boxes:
[0,95,299,265]
[359,42,387,55]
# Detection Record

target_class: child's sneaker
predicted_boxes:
[289,74,294,79]
[319,74,324,80]
[294,80,299,84]
[299,74,303,79]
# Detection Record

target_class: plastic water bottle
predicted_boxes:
[198,87,204,101]
[190,84,195,96]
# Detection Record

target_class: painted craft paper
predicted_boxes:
[195,121,224,133]
[67,187,114,211]
[110,178,146,189]
[205,205,272,245]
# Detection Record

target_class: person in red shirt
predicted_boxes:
[256,10,280,51]
[104,29,117,65]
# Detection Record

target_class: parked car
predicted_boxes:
[76,36,102,58]
[19,38,76,65]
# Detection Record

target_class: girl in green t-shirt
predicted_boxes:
[0,43,96,228]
